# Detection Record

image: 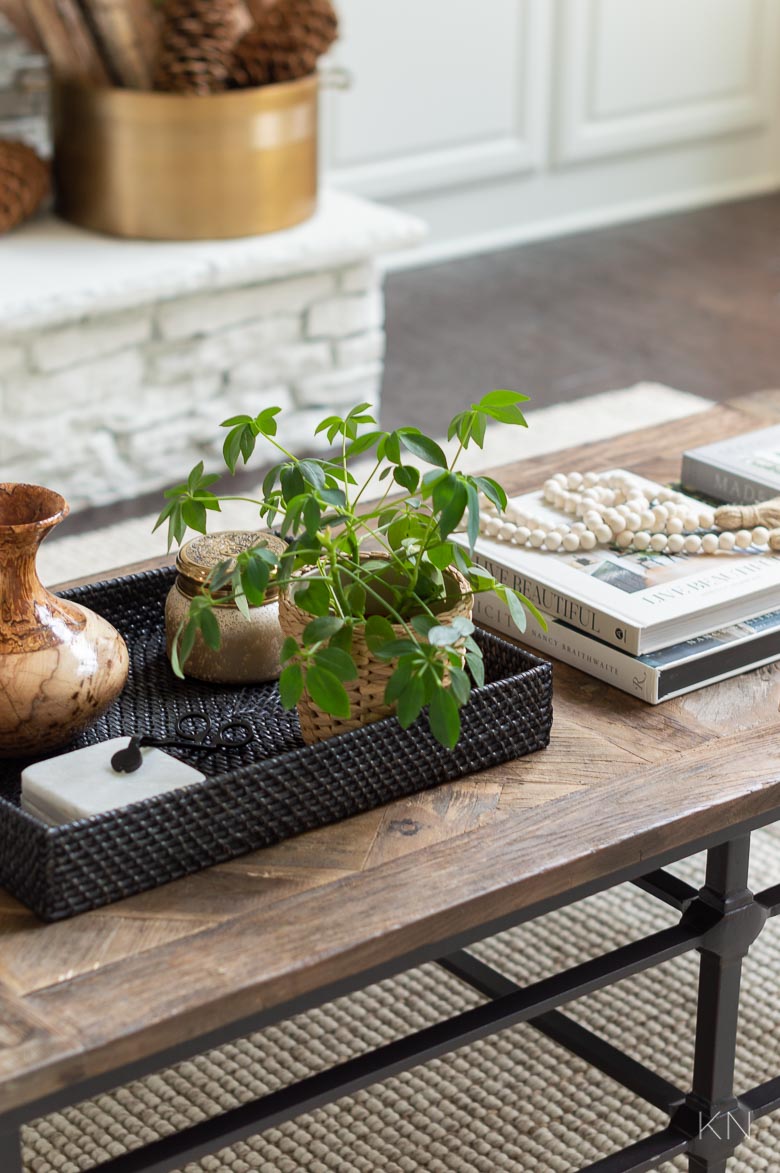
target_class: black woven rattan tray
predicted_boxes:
[0,567,553,921]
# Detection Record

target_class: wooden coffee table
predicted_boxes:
[2,391,780,1173]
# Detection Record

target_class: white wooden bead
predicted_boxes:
[753,526,770,546]
[579,532,597,550]
[564,495,579,514]
[545,532,563,551]
[650,534,668,552]
[718,532,736,551]
[571,522,587,533]
[551,473,568,486]
[616,531,634,548]
[485,517,501,537]
[513,526,531,545]
[684,534,702,554]
[667,517,684,534]
[562,533,580,552]
[583,472,599,488]
[624,512,642,531]
[701,533,719,554]
[551,492,565,510]
[652,506,669,527]
[683,513,700,532]
[595,524,613,543]
[735,529,753,549]
[498,522,516,541]
[530,529,546,548]
[667,534,685,554]
[584,510,603,526]
[633,531,651,550]
[608,514,625,535]
[639,510,655,530]
[567,473,583,489]
[543,480,559,500]
[599,489,616,507]
[699,510,715,529]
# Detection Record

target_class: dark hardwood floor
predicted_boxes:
[382,192,780,431]
[58,193,780,537]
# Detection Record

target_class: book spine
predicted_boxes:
[681,454,778,505]
[474,594,659,702]
[471,550,641,654]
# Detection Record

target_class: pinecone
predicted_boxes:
[0,140,49,236]
[154,0,250,95]
[232,0,338,88]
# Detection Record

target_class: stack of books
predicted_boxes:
[466,451,780,703]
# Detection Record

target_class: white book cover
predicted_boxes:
[456,470,780,655]
[475,593,780,704]
[682,424,780,503]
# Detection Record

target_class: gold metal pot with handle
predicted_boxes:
[51,74,319,241]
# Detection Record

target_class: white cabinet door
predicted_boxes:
[322,0,550,198]
[322,0,780,262]
[558,0,772,163]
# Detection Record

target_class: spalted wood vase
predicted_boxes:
[0,484,129,757]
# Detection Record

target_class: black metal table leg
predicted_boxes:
[0,1125,22,1173]
[672,836,767,1171]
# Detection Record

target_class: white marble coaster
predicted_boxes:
[21,738,205,826]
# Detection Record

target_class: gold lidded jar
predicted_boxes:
[165,531,287,684]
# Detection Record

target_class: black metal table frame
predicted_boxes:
[3,805,780,1173]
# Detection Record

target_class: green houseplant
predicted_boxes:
[156,393,544,749]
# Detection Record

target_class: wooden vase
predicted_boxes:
[0,484,129,758]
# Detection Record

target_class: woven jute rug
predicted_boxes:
[23,825,780,1172]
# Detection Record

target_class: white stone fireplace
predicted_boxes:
[0,193,424,508]
[0,16,425,509]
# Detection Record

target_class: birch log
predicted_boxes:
[78,0,160,88]
[26,0,110,83]
[0,1,46,51]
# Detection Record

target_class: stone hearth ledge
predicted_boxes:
[0,191,426,332]
[0,192,426,508]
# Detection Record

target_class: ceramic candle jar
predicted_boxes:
[0,483,129,758]
[165,531,287,684]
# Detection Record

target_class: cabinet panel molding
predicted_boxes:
[557,0,775,165]
[323,0,550,199]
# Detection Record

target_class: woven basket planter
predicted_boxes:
[279,563,473,744]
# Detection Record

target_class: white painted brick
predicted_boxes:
[335,330,386,368]
[92,374,223,433]
[31,310,151,373]
[0,342,25,376]
[340,262,379,293]
[295,363,383,410]
[5,350,144,417]
[229,341,332,388]
[157,274,336,340]
[147,316,301,382]
[214,385,294,425]
[307,292,384,340]
[275,408,334,455]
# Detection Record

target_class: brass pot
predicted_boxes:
[51,75,319,241]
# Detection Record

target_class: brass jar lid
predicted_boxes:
[176,531,286,602]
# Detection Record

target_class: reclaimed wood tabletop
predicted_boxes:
[2,390,780,1118]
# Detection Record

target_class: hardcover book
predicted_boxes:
[457,470,780,655]
[682,424,780,503]
[474,593,780,704]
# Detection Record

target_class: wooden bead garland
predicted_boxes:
[478,470,779,556]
